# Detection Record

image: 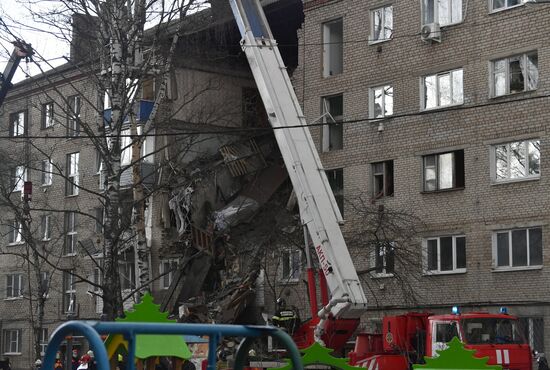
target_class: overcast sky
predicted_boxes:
[0,0,69,82]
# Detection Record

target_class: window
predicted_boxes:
[322,95,343,152]
[10,111,26,137]
[491,52,538,97]
[41,215,52,241]
[12,165,27,192]
[63,270,76,314]
[491,0,525,12]
[372,241,395,276]
[92,267,103,314]
[494,227,542,269]
[8,220,22,245]
[425,235,466,273]
[41,159,53,186]
[370,6,393,43]
[2,329,21,354]
[120,260,135,291]
[160,259,178,289]
[322,18,343,77]
[39,328,48,356]
[94,207,104,234]
[423,69,463,109]
[422,0,462,26]
[40,272,49,298]
[369,85,393,118]
[372,160,394,198]
[6,274,24,298]
[519,317,544,353]
[66,152,79,196]
[326,168,344,216]
[121,127,154,165]
[493,139,540,181]
[279,249,301,282]
[142,79,155,100]
[42,102,54,128]
[64,212,77,255]
[423,150,464,191]
[67,95,81,136]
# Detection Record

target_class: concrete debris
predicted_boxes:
[212,195,260,231]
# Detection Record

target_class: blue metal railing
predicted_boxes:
[42,321,303,370]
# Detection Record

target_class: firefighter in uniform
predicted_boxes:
[271,298,299,335]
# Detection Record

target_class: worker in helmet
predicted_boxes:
[271,298,300,335]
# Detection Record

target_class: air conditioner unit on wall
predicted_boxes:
[421,23,441,43]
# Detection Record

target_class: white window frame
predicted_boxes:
[369,85,394,119]
[12,165,27,193]
[41,159,53,186]
[11,111,26,137]
[64,212,77,256]
[423,150,464,191]
[41,215,52,241]
[66,152,79,196]
[370,241,395,278]
[39,328,48,356]
[492,227,543,271]
[278,249,302,283]
[424,235,466,274]
[92,267,103,314]
[421,69,464,110]
[63,270,76,314]
[422,0,463,26]
[119,259,136,291]
[9,220,22,245]
[159,259,179,290]
[490,0,527,13]
[68,95,81,136]
[490,52,538,97]
[370,5,393,44]
[40,271,49,298]
[491,139,540,183]
[2,329,22,354]
[322,18,344,78]
[6,274,24,299]
[42,102,54,128]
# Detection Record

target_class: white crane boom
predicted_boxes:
[228,0,368,320]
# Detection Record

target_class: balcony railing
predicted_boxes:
[103,100,154,126]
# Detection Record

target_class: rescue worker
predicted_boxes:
[271,298,299,335]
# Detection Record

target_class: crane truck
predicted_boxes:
[227,0,533,369]
[0,40,33,108]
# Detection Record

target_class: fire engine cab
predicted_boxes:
[350,310,533,370]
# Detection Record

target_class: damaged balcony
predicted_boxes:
[103,99,154,126]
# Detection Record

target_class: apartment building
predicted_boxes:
[291,0,550,354]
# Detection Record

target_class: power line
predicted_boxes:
[1,92,549,140]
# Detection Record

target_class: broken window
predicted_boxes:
[372,161,394,198]
[423,150,464,191]
[494,139,539,181]
[160,259,178,289]
[279,249,302,282]
[242,87,268,128]
[322,18,343,77]
[94,207,104,234]
[66,152,79,196]
[369,85,393,118]
[423,69,463,109]
[142,79,155,100]
[119,257,136,291]
[426,235,466,273]
[12,165,27,193]
[491,0,524,11]
[371,6,393,42]
[10,111,26,137]
[492,52,538,97]
[422,0,462,26]
[67,95,81,137]
[495,227,542,268]
[372,241,395,276]
[326,168,344,216]
[322,95,343,152]
[42,102,54,129]
[63,270,76,314]
[64,211,77,255]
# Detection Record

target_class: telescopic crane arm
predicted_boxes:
[228,0,368,339]
[0,40,33,107]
